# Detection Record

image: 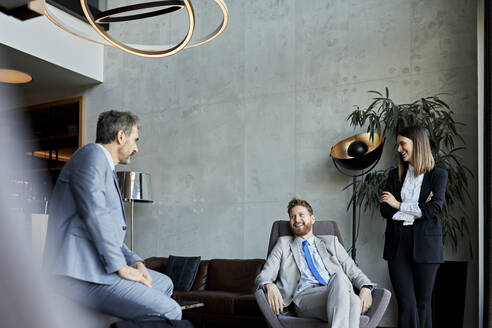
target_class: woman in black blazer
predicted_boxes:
[379,126,448,328]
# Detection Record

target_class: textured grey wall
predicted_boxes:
[82,0,478,326]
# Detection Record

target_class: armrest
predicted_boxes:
[363,288,391,328]
[255,287,391,328]
[254,289,283,328]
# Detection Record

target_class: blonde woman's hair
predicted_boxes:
[397,126,435,181]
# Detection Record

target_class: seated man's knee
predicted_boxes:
[151,298,182,320]
[152,272,174,296]
[165,301,182,320]
[162,274,174,295]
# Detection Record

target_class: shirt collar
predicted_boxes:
[95,143,115,171]
[296,235,315,246]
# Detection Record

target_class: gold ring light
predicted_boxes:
[33,0,229,58]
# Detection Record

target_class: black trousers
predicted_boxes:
[388,225,439,328]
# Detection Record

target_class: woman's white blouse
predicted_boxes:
[392,165,424,226]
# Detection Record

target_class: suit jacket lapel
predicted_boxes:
[395,174,404,200]
[112,170,127,223]
[314,237,337,275]
[418,171,431,202]
[289,239,303,273]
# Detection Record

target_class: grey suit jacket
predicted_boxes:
[44,143,142,285]
[255,235,374,306]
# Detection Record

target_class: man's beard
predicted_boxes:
[291,221,313,237]
[120,157,131,165]
[119,152,135,165]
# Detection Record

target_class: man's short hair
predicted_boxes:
[287,198,313,215]
[96,110,139,144]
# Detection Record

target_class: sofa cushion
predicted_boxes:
[206,259,265,293]
[165,255,201,291]
[234,294,261,316]
[144,257,208,291]
[173,291,237,315]
[190,261,209,291]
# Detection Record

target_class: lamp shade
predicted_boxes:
[330,132,384,171]
[117,171,153,202]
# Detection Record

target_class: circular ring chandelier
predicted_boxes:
[94,1,185,24]
[38,0,229,58]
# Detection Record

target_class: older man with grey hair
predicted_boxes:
[44,110,181,320]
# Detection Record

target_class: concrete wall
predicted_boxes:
[82,0,478,326]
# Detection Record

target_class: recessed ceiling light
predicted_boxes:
[0,69,33,84]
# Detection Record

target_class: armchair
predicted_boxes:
[255,220,391,328]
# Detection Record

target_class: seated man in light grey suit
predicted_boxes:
[256,198,375,328]
[44,110,181,320]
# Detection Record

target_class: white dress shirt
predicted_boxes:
[392,164,424,226]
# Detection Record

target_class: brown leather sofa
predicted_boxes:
[145,257,268,328]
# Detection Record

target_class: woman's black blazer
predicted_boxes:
[380,167,448,263]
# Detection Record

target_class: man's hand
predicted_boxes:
[359,287,373,314]
[265,283,284,315]
[118,264,152,288]
[380,191,401,210]
[131,261,152,286]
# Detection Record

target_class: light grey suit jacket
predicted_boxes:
[44,143,142,285]
[255,235,374,306]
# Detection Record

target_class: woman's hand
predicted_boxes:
[380,191,401,210]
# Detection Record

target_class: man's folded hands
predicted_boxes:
[118,262,152,288]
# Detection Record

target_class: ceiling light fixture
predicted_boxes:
[0,69,33,84]
[94,1,185,24]
[29,0,228,58]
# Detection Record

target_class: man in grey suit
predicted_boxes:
[44,110,181,320]
[256,198,375,328]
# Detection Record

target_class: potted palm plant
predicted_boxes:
[346,88,473,327]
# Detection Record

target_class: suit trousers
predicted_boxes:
[294,272,361,328]
[388,225,439,328]
[56,269,182,320]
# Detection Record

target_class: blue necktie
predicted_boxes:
[302,240,327,286]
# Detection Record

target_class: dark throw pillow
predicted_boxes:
[164,255,201,292]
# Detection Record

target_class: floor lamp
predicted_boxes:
[117,171,153,251]
[330,132,384,261]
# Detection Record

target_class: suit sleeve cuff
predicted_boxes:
[259,281,273,291]
[362,284,376,292]
[127,254,144,265]
[103,255,127,274]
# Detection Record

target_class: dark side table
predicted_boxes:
[179,300,205,327]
